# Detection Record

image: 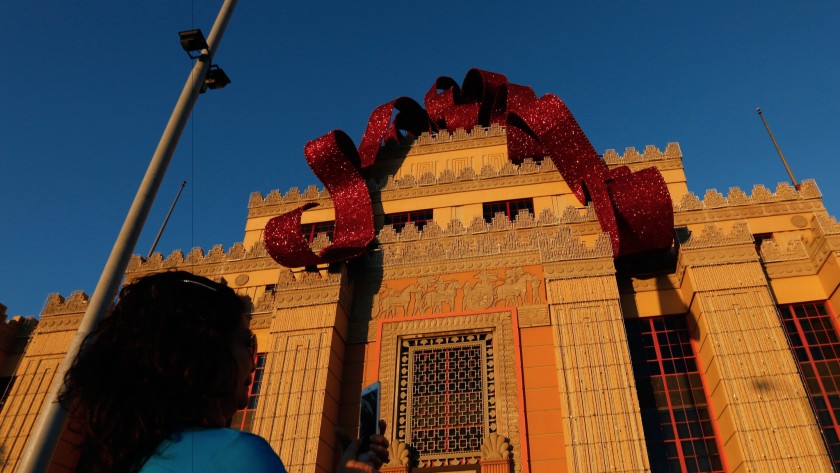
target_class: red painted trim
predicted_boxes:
[687,319,731,473]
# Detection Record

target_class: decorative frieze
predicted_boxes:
[248,141,681,218]
[371,267,544,320]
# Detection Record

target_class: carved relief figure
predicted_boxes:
[376,268,544,317]
[426,279,459,313]
[494,267,529,306]
[379,283,420,318]
[463,271,497,311]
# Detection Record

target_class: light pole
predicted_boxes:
[16,1,238,471]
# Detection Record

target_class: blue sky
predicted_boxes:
[2,1,838,317]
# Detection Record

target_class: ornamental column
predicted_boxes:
[542,229,650,472]
[253,267,352,473]
[677,223,832,471]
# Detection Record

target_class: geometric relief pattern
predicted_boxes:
[256,328,334,473]
[379,311,522,473]
[398,333,495,466]
[548,276,650,472]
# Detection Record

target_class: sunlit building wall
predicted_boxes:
[2,126,840,472]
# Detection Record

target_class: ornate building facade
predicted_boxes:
[1,125,839,472]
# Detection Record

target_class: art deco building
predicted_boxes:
[1,123,839,473]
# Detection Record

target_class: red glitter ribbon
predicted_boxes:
[264,100,430,267]
[265,69,673,267]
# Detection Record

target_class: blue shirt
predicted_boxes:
[140,428,287,473]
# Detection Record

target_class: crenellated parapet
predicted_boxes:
[35,291,89,334]
[674,180,826,228]
[602,142,682,165]
[760,238,810,263]
[384,123,507,156]
[379,205,597,245]
[681,222,754,250]
[675,180,820,212]
[128,241,273,275]
[41,291,89,317]
[248,143,681,218]
[248,156,561,216]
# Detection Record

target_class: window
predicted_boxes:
[230,353,266,432]
[753,232,773,256]
[397,333,494,466]
[300,221,334,243]
[778,302,840,468]
[626,316,725,473]
[482,198,533,223]
[384,209,434,232]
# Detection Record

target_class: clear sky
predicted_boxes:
[2,1,838,317]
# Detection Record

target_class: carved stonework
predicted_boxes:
[248,140,682,220]
[373,267,544,320]
[680,222,753,249]
[676,223,759,277]
[548,275,650,471]
[378,311,523,473]
[760,238,809,263]
[539,227,612,262]
[386,441,411,467]
[480,433,511,460]
[41,291,89,317]
[684,261,833,470]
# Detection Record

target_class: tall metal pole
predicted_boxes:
[16,1,238,471]
[148,180,188,257]
[756,107,799,189]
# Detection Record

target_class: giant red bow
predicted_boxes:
[264,69,673,267]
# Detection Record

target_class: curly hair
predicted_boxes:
[59,271,249,472]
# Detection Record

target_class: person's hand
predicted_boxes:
[368,420,390,467]
[336,420,390,473]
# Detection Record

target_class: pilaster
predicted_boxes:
[543,229,649,472]
[0,292,87,473]
[677,222,832,471]
[254,267,352,473]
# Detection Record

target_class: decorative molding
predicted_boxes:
[248,140,680,218]
[378,311,522,473]
[625,274,681,293]
[272,269,345,310]
[386,441,411,467]
[517,305,550,327]
[538,227,613,262]
[33,314,84,334]
[760,238,809,263]
[480,433,511,461]
[681,222,753,249]
[372,268,544,320]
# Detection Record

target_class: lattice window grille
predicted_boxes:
[397,333,496,466]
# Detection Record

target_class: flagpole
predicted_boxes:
[756,107,799,189]
[16,1,238,471]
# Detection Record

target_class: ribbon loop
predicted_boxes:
[265,70,675,267]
